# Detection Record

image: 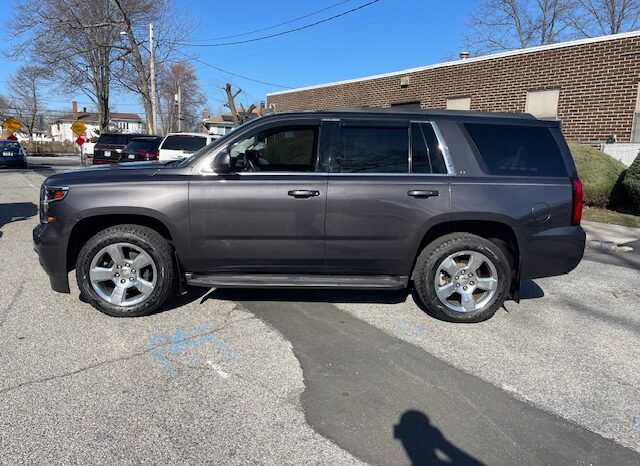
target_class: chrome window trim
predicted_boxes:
[410,120,455,176]
[195,118,455,177]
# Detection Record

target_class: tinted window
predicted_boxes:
[0,141,20,151]
[162,135,208,152]
[411,123,447,174]
[230,127,317,172]
[96,134,128,146]
[125,138,162,152]
[334,126,408,173]
[465,123,567,177]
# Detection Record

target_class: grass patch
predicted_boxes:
[582,207,640,228]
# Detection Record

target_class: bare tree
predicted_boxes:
[223,83,256,127]
[464,0,575,53]
[158,61,205,133]
[572,0,640,36]
[9,65,44,139]
[9,0,121,132]
[108,0,189,134]
[0,94,11,121]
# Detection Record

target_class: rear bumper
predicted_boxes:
[0,156,26,166]
[520,226,586,279]
[33,222,71,293]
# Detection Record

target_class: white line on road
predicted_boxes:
[206,360,230,379]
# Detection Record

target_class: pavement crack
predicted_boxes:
[0,282,24,328]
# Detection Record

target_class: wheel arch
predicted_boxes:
[66,213,175,272]
[411,219,522,298]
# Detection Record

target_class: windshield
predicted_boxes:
[173,118,256,168]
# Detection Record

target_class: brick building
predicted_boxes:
[267,31,640,144]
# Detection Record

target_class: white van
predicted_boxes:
[158,133,214,161]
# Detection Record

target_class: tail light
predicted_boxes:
[571,178,583,226]
[139,150,159,161]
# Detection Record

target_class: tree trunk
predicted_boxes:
[109,0,154,133]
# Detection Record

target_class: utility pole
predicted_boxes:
[177,84,182,132]
[149,22,157,135]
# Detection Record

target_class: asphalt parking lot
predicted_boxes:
[1,157,639,465]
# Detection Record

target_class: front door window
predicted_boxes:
[229,126,318,172]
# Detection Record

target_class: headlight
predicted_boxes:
[40,186,69,223]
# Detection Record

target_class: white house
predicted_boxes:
[50,101,145,142]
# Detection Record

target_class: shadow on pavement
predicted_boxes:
[203,287,410,306]
[78,286,210,316]
[0,202,38,238]
[394,410,485,465]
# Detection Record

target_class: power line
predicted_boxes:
[179,0,381,47]
[176,50,293,89]
[189,0,354,42]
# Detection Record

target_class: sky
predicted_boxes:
[0,0,476,117]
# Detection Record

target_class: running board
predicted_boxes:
[185,273,409,290]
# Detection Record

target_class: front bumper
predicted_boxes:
[33,222,71,293]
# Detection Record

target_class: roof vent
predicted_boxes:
[400,76,410,88]
[459,51,470,60]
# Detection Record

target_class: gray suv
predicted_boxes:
[33,109,585,322]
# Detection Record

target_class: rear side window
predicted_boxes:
[162,135,207,152]
[334,126,408,173]
[411,123,447,174]
[96,134,128,146]
[465,123,567,177]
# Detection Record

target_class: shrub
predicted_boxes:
[622,153,640,207]
[22,140,77,154]
[569,143,627,208]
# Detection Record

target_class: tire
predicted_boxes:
[76,224,176,317]
[413,233,511,323]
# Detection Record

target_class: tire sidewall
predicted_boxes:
[76,227,173,317]
[416,235,511,323]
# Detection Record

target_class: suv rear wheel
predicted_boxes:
[413,233,511,323]
[76,224,176,317]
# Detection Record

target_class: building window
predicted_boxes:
[525,89,560,119]
[446,97,471,111]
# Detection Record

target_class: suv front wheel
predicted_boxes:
[413,233,511,323]
[76,224,176,317]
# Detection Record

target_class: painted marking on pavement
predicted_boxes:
[207,360,230,379]
[146,324,238,377]
[393,317,428,341]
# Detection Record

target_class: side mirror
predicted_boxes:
[212,150,232,173]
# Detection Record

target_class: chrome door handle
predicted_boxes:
[288,190,320,198]
[407,190,439,198]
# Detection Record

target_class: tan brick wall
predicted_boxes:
[267,36,640,143]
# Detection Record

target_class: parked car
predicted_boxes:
[0,140,27,168]
[158,133,214,161]
[121,136,163,162]
[33,108,585,322]
[92,133,147,164]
